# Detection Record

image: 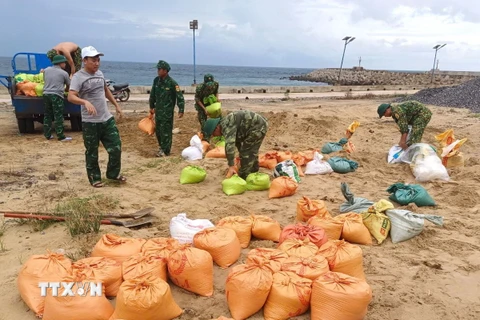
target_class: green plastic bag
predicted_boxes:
[386,182,436,207]
[212,136,225,147]
[180,165,207,184]
[206,102,222,118]
[321,138,348,154]
[222,174,247,195]
[327,157,359,173]
[203,94,218,106]
[246,172,271,191]
[15,73,28,82]
[35,83,44,97]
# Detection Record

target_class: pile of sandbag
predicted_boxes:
[434,129,468,168]
[14,72,46,97]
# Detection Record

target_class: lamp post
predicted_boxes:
[431,44,446,84]
[189,19,198,85]
[338,36,355,84]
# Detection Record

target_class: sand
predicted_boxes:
[0,96,479,320]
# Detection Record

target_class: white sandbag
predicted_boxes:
[169,213,214,244]
[385,209,443,243]
[181,135,203,161]
[273,159,301,183]
[304,152,334,175]
[399,143,450,182]
[387,145,404,164]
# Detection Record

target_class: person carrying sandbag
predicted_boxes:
[202,110,269,179]
[195,73,220,129]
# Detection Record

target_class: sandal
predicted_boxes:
[112,175,127,183]
[92,181,104,188]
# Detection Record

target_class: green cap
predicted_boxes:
[377,103,391,118]
[204,73,214,83]
[156,60,171,71]
[52,55,67,65]
[202,118,221,139]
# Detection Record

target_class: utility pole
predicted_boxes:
[338,36,355,84]
[359,56,362,67]
[431,44,446,84]
[189,19,199,85]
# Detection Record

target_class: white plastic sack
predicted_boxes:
[273,159,301,183]
[181,135,203,161]
[399,143,450,182]
[169,213,214,244]
[387,145,404,164]
[386,209,443,243]
[304,152,334,175]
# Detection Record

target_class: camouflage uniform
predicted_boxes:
[47,47,82,76]
[195,74,219,128]
[149,61,185,156]
[391,100,432,146]
[43,94,66,140]
[220,110,269,179]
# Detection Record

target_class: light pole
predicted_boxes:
[189,19,199,85]
[431,43,446,84]
[338,36,355,84]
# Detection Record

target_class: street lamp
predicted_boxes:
[431,43,446,84]
[189,19,199,85]
[338,36,356,84]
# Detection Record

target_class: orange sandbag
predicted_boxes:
[193,227,241,268]
[202,141,211,153]
[335,213,373,245]
[251,214,282,242]
[138,114,155,136]
[299,150,318,162]
[111,277,183,320]
[296,196,331,222]
[279,223,328,248]
[311,271,372,320]
[16,81,37,96]
[211,317,235,320]
[141,237,181,260]
[317,240,365,280]
[307,216,344,240]
[246,248,289,273]
[281,255,330,280]
[17,251,72,317]
[168,245,214,296]
[276,151,293,162]
[217,215,253,248]
[43,274,114,320]
[278,238,319,258]
[122,252,167,282]
[292,153,307,177]
[72,257,122,297]
[205,146,226,158]
[269,176,299,199]
[263,271,312,320]
[91,234,146,263]
[259,151,279,170]
[226,256,274,319]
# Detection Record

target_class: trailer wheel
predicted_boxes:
[26,119,35,133]
[17,118,27,134]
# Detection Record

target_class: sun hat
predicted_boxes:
[81,46,104,59]
[377,103,391,118]
[202,118,221,139]
[52,55,67,65]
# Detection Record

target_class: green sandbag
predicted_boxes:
[386,182,436,207]
[206,102,222,118]
[203,94,217,106]
[246,172,271,191]
[15,73,28,82]
[180,165,207,184]
[35,84,44,97]
[321,138,348,154]
[327,157,359,174]
[222,174,247,195]
[212,136,225,147]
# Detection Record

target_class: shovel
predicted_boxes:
[0,207,155,220]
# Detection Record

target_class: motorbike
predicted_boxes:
[106,79,130,102]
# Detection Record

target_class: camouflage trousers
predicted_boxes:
[407,110,432,146]
[236,118,269,179]
[195,104,207,131]
[82,117,122,185]
[155,109,174,155]
[43,94,66,140]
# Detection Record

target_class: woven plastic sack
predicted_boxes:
[180,165,207,184]
[246,172,271,191]
[296,196,331,222]
[246,248,289,273]
[259,151,278,170]
[217,216,253,248]
[304,152,334,175]
[276,151,293,162]
[169,213,214,244]
[269,176,299,199]
[181,135,204,161]
[278,238,319,258]
[205,146,226,158]
[317,240,365,280]
[193,227,241,268]
[386,182,436,207]
[91,234,146,264]
[335,212,373,245]
[251,214,282,242]
[327,157,359,174]
[399,143,450,182]
[222,174,247,196]
[122,252,167,282]
[141,237,181,260]
[307,216,344,240]
[360,200,394,245]
[279,223,328,248]
[340,182,375,213]
[281,255,330,280]
[386,209,444,243]
[273,159,301,183]
[321,138,348,154]
[138,114,155,136]
[206,102,222,118]
[72,257,122,297]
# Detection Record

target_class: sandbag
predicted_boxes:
[435,129,456,147]
[259,151,278,170]
[307,216,344,240]
[276,151,293,162]
[72,257,122,297]
[202,140,211,153]
[193,227,241,268]
[205,146,226,158]
[206,102,222,118]
[217,216,253,248]
[339,182,375,213]
[317,240,365,280]
[327,157,359,173]
[169,213,214,244]
[360,200,394,245]
[386,209,444,243]
[279,223,328,248]
[246,248,289,273]
[251,214,282,242]
[278,238,319,258]
[269,176,299,199]
[138,114,155,136]
[386,182,436,207]
[304,151,334,175]
[16,80,38,96]
[281,255,330,280]
[263,271,312,320]
[122,252,167,282]
[203,94,218,106]
[141,237,181,260]
[346,120,360,137]
[181,135,204,161]
[111,277,183,320]
[335,213,373,245]
[296,196,331,222]
[273,159,301,183]
[222,174,247,196]
[246,172,271,191]
[180,165,207,184]
[299,149,318,162]
[311,271,372,320]
[292,153,307,177]
[35,83,44,97]
[387,145,405,163]
[91,234,146,263]
[225,257,274,320]
[17,251,72,317]
[321,138,348,154]
[168,245,214,296]
[399,143,449,182]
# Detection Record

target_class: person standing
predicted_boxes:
[67,46,126,188]
[47,42,82,78]
[149,60,185,157]
[42,55,72,141]
[194,73,220,129]
[202,110,269,179]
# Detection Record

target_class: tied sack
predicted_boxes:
[122,252,167,282]
[386,209,444,244]
[72,257,122,297]
[212,136,226,147]
[141,237,181,260]
[225,257,274,320]
[263,271,313,320]
[311,271,372,320]
[251,214,282,242]
[321,138,349,154]
[205,146,226,158]
[222,174,247,196]
[386,182,436,207]
[217,216,253,249]
[279,223,328,248]
[317,240,366,280]
[308,216,344,241]
[269,176,299,199]
[168,245,214,297]
[360,199,394,245]
[206,102,222,118]
[339,182,375,214]
[335,212,373,245]
[259,151,279,170]
[111,277,183,320]
[246,172,271,191]
[296,196,331,222]
[400,143,450,182]
[273,159,301,183]
[281,255,330,281]
[181,135,204,161]
[246,248,289,273]
[180,165,207,184]
[193,227,241,268]
[169,213,214,244]
[17,251,72,317]
[91,234,146,264]
[138,113,155,136]
[304,152,334,175]
[278,238,319,258]
[292,153,308,177]
[276,151,293,162]
[327,157,359,174]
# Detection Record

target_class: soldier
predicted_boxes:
[47,42,82,78]
[202,110,268,179]
[377,100,432,150]
[149,60,185,157]
[194,73,220,129]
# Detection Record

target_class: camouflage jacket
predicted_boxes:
[391,101,431,134]
[195,81,219,106]
[149,75,185,113]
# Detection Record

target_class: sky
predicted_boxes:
[1,0,479,71]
